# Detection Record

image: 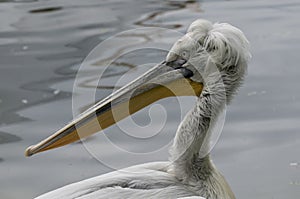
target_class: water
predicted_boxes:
[0,0,299,198]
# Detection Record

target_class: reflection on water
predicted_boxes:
[29,6,63,13]
[0,131,22,144]
[0,0,37,2]
[0,0,299,198]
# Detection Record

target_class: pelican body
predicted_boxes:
[26,19,251,199]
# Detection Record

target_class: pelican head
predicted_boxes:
[25,19,250,157]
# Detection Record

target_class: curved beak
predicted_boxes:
[25,61,203,157]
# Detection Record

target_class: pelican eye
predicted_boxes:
[181,50,189,60]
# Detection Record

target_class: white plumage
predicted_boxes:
[36,19,250,199]
[37,162,207,199]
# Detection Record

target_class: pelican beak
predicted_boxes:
[25,61,203,157]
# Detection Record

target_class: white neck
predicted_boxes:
[169,92,223,180]
[168,75,236,199]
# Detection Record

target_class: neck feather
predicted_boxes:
[169,65,242,181]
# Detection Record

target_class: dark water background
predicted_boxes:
[0,0,299,198]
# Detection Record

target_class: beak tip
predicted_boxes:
[25,146,34,157]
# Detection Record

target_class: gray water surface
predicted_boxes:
[0,0,299,198]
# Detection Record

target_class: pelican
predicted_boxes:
[25,19,251,199]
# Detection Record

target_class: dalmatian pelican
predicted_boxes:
[25,19,251,199]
